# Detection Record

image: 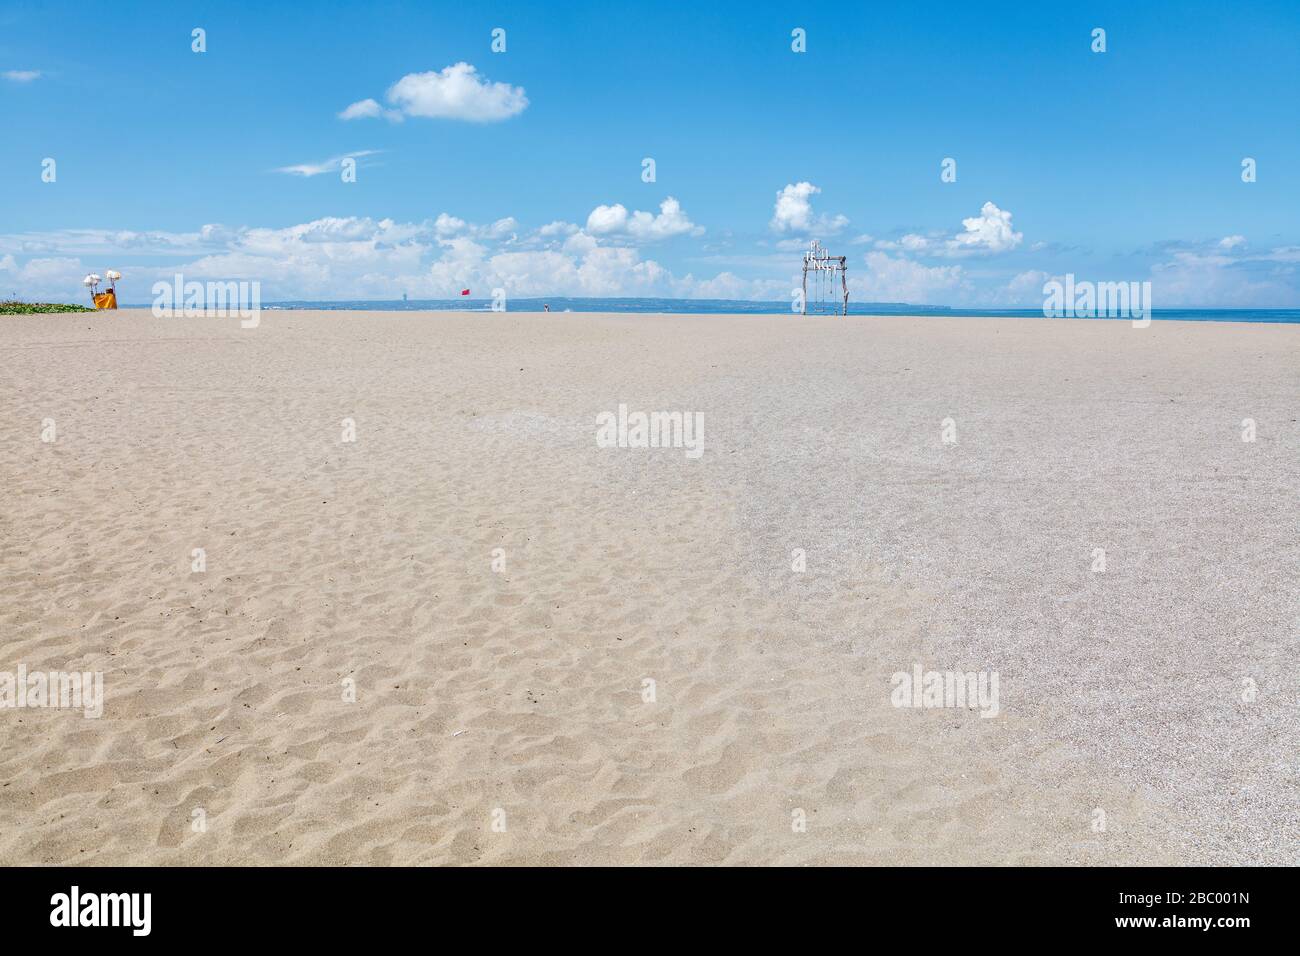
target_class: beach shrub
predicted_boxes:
[0,300,95,314]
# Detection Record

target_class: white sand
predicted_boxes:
[1,309,1295,864]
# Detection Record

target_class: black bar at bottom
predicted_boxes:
[0,866,1282,942]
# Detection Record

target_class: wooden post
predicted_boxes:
[840,256,848,316]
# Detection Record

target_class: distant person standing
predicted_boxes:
[543,303,550,313]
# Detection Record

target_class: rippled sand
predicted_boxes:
[1,310,1295,864]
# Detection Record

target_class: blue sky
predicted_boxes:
[2,0,1298,305]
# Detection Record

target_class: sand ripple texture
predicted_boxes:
[3,310,1294,864]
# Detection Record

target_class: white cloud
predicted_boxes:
[538,221,578,237]
[949,201,1022,255]
[343,63,528,123]
[429,214,519,241]
[273,150,380,177]
[991,269,1052,306]
[0,257,87,299]
[1007,269,1050,294]
[562,231,599,256]
[430,236,792,299]
[337,99,402,122]
[490,247,671,296]
[874,233,938,253]
[855,252,968,303]
[0,228,226,258]
[433,213,467,237]
[999,240,1299,309]
[769,182,848,235]
[672,271,790,300]
[771,182,816,231]
[585,197,702,240]
[3,70,40,83]
[1150,248,1296,307]
[586,204,628,234]
[875,201,1022,258]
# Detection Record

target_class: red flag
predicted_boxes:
[460,289,470,296]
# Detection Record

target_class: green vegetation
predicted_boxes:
[0,300,95,314]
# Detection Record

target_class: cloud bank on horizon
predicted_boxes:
[6,194,1296,307]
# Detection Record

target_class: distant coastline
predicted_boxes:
[113,296,1300,323]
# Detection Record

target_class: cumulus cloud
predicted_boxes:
[585,197,702,241]
[433,213,467,237]
[342,63,528,123]
[876,202,1022,258]
[675,271,790,300]
[771,182,814,231]
[855,251,968,303]
[538,221,578,237]
[561,230,599,256]
[585,205,627,235]
[949,201,1022,255]
[770,182,848,234]
[337,99,400,122]
[273,150,381,177]
[3,70,40,83]
[487,217,518,239]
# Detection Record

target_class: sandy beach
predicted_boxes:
[1,309,1296,865]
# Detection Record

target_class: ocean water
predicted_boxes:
[248,297,1300,324]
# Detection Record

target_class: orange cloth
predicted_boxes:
[93,290,117,310]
